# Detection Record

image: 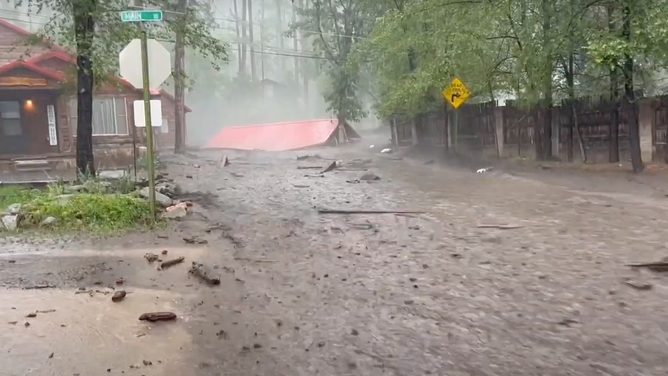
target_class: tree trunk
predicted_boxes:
[607,4,620,163]
[540,0,553,160]
[275,0,284,78]
[233,0,242,71]
[622,1,643,173]
[74,0,96,177]
[260,0,265,80]
[173,0,187,154]
[300,0,309,108]
[248,0,257,81]
[240,0,248,76]
[291,0,299,83]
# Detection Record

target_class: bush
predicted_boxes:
[23,193,153,232]
[2,181,154,233]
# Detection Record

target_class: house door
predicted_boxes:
[0,100,28,155]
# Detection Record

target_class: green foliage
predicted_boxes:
[23,193,152,232]
[14,0,228,88]
[0,187,41,209]
[2,181,153,233]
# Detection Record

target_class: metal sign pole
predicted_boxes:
[140,29,157,221]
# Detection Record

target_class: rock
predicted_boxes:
[360,173,381,181]
[163,206,187,219]
[112,291,126,302]
[55,194,75,205]
[1,215,18,231]
[139,187,173,207]
[40,216,57,227]
[64,185,86,194]
[98,170,127,180]
[7,203,22,215]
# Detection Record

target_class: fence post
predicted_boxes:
[494,105,504,157]
[638,98,654,162]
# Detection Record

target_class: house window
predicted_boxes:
[0,101,22,136]
[69,97,128,135]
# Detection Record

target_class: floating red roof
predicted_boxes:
[206,119,359,151]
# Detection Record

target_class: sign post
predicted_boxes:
[120,10,170,221]
[442,77,471,152]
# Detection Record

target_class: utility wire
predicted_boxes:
[0,13,329,60]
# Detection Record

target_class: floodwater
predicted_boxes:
[0,247,218,376]
[4,140,668,375]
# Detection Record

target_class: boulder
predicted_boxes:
[163,206,187,219]
[98,170,127,180]
[139,187,173,207]
[56,194,75,205]
[1,215,18,231]
[40,216,57,227]
[7,203,22,215]
[64,185,86,194]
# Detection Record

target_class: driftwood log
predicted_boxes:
[138,312,177,322]
[160,257,185,269]
[189,262,221,285]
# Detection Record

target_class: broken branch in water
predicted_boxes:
[138,312,177,322]
[297,166,323,170]
[23,284,56,290]
[318,209,424,215]
[160,257,185,269]
[627,262,668,272]
[189,262,221,285]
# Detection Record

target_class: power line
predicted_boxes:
[0,13,327,60]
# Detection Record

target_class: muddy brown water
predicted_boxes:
[4,143,668,375]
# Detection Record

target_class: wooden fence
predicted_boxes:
[391,95,668,163]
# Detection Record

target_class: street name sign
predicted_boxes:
[121,10,163,22]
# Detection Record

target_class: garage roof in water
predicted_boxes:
[205,119,360,151]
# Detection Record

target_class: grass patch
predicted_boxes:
[1,179,156,234]
[0,186,41,209]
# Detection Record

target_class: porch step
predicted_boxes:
[13,159,52,172]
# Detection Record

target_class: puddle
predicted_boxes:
[0,283,194,375]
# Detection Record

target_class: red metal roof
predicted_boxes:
[206,119,342,151]
[0,60,65,81]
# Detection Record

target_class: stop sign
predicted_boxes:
[119,39,172,89]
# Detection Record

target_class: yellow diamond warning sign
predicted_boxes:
[442,78,471,109]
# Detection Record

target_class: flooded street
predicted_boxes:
[3,144,668,375]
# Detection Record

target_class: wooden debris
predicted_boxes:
[477,224,524,230]
[321,161,338,173]
[111,291,127,302]
[293,184,310,188]
[23,284,56,290]
[297,166,322,170]
[189,262,221,285]
[318,209,424,215]
[230,172,244,178]
[297,154,322,160]
[161,256,185,269]
[627,261,668,272]
[624,279,652,290]
[138,312,177,322]
[183,236,208,245]
[219,154,230,167]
